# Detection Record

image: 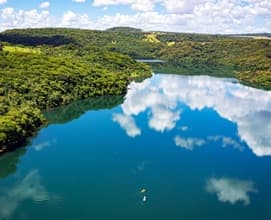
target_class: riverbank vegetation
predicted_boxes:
[156,36,271,89]
[0,27,270,153]
[101,28,271,89]
[0,28,152,153]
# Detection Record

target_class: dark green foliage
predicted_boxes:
[0,147,26,178]
[0,32,75,46]
[158,38,270,72]
[0,106,45,151]
[0,28,152,153]
[236,70,271,90]
[44,96,124,125]
[155,38,271,89]
[0,27,270,154]
[152,63,234,77]
[266,51,271,59]
[106,27,142,33]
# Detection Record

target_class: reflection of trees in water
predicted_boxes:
[0,148,26,179]
[0,96,123,177]
[151,63,235,78]
[44,96,124,125]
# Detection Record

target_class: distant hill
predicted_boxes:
[106,26,142,33]
[228,33,271,40]
[235,33,271,37]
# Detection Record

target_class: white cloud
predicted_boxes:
[90,0,271,33]
[92,0,209,13]
[0,8,94,31]
[61,10,92,28]
[113,113,141,137]
[0,0,270,33]
[61,10,77,25]
[72,0,86,3]
[1,7,13,19]
[119,75,271,156]
[206,177,257,205]
[0,170,50,219]
[0,8,54,31]
[40,1,50,9]
[174,135,206,150]
[163,0,209,14]
[92,0,158,12]
[0,0,7,5]
[130,0,157,12]
[94,12,191,32]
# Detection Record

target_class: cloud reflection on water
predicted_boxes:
[114,74,271,157]
[174,135,206,150]
[0,170,50,219]
[113,113,141,137]
[206,177,257,206]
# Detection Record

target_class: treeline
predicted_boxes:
[157,38,271,89]
[0,28,152,153]
[0,106,45,152]
[0,33,75,46]
[104,28,271,89]
[0,28,162,59]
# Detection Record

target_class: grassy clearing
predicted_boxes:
[143,33,160,43]
[3,45,41,54]
[252,36,271,40]
[167,41,176,47]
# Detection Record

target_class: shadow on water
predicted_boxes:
[0,96,124,175]
[0,147,26,179]
[44,96,124,125]
[150,62,235,78]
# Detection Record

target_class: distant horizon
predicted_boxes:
[0,0,270,34]
[1,26,271,36]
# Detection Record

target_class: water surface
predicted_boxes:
[1,74,271,220]
[136,59,165,63]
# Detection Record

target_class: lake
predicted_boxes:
[136,59,165,63]
[1,74,271,220]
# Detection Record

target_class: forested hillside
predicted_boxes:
[0,27,270,154]
[0,28,151,153]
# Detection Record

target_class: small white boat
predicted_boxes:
[142,195,147,202]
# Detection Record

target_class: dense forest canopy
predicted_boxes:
[0,27,270,154]
[0,28,152,153]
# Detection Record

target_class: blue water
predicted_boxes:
[1,74,271,220]
[136,59,164,63]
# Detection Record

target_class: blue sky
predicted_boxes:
[0,0,270,33]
